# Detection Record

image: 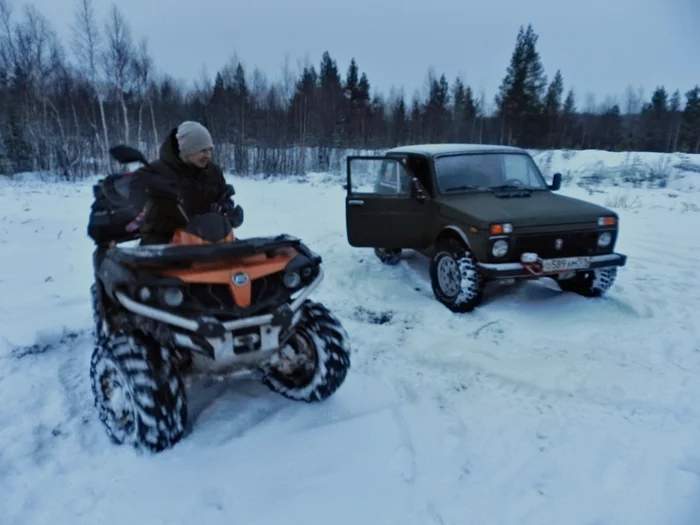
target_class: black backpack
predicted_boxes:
[87,171,148,245]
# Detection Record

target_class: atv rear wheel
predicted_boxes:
[91,283,107,341]
[90,330,187,453]
[263,300,351,402]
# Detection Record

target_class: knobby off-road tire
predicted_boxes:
[374,247,402,265]
[557,267,617,297]
[263,300,351,402]
[90,330,187,453]
[430,238,484,312]
[91,283,108,342]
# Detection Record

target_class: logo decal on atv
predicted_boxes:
[555,238,563,250]
[232,272,249,286]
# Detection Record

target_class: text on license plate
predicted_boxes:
[540,256,591,272]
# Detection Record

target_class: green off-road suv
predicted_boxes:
[344,144,627,312]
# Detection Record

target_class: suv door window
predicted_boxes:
[375,159,411,195]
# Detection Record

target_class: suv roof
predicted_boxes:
[386,143,527,157]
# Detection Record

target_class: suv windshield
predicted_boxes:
[434,152,548,193]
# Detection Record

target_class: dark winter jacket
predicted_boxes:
[135,127,228,244]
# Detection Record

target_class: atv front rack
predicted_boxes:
[113,267,324,337]
[110,234,314,268]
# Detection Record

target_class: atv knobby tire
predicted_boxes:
[557,267,617,297]
[91,283,107,342]
[263,300,351,402]
[430,238,484,312]
[90,330,187,453]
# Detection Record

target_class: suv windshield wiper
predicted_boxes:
[489,184,531,191]
[444,185,483,192]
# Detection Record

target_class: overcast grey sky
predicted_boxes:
[18,0,700,108]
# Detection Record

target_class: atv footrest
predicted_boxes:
[110,234,303,268]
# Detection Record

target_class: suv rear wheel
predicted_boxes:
[374,247,402,265]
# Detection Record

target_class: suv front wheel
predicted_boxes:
[429,238,484,312]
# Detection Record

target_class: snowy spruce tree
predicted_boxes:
[494,24,548,147]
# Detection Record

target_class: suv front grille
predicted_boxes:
[514,231,599,259]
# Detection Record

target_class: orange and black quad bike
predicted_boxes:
[87,145,351,453]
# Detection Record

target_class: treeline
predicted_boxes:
[0,0,698,179]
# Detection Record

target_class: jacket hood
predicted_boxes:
[159,127,185,167]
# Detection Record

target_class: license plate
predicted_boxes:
[540,256,591,272]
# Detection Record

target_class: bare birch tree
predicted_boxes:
[102,4,133,145]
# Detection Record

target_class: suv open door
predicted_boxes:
[345,155,430,249]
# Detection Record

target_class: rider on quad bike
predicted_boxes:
[87,137,352,454]
[132,120,243,244]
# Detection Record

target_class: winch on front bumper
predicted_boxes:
[477,252,627,279]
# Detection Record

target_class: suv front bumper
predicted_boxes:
[477,253,627,279]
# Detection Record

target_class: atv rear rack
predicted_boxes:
[113,268,324,335]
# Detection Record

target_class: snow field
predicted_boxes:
[1,151,700,524]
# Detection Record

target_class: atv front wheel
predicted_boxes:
[429,238,484,312]
[90,330,187,453]
[263,300,351,402]
[557,267,617,297]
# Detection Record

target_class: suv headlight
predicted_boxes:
[597,231,612,247]
[492,239,509,257]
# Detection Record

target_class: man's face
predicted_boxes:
[184,147,212,169]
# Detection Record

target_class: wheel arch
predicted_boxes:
[435,225,471,250]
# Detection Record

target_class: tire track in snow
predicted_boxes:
[347,302,699,431]
[390,406,417,484]
[341,241,700,428]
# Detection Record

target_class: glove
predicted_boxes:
[227,204,244,228]
[145,175,180,201]
[214,198,244,228]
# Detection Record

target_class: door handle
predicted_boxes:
[348,199,364,206]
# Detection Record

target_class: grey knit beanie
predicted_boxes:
[176,121,214,158]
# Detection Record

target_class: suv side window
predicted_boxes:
[375,158,412,195]
[406,154,432,195]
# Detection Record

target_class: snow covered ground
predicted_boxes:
[1,150,700,525]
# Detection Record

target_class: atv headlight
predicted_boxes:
[161,288,184,307]
[283,271,301,289]
[597,231,612,247]
[492,239,509,258]
[137,286,152,301]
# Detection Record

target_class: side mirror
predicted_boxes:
[410,177,426,203]
[109,144,150,166]
[550,172,562,191]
